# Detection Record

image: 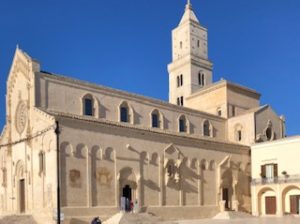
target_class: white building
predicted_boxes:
[251,136,300,216]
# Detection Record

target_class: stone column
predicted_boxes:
[136,174,142,207]
[276,184,283,216]
[158,155,163,206]
[251,186,258,216]
[116,174,120,207]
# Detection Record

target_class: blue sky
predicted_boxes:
[0,0,300,136]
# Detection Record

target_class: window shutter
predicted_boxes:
[274,164,278,177]
[261,165,266,177]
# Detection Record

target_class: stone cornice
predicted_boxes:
[186,80,261,100]
[168,55,213,72]
[251,135,300,149]
[42,109,250,155]
[38,72,225,122]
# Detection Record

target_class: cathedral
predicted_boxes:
[0,1,286,223]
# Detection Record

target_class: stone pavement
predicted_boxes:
[175,216,300,224]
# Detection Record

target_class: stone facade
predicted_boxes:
[0,1,286,223]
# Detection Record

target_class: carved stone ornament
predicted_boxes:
[15,101,28,134]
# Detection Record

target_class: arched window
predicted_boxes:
[83,94,94,116]
[39,151,45,175]
[203,120,212,137]
[179,115,187,133]
[266,128,272,140]
[177,76,180,87]
[235,124,243,142]
[180,74,183,86]
[151,109,161,128]
[120,102,129,123]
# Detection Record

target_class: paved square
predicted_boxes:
[176,217,300,224]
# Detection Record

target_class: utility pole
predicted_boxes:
[55,121,61,224]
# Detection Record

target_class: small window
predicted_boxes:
[238,130,242,141]
[39,151,45,175]
[198,72,205,86]
[151,110,160,128]
[261,163,278,180]
[180,74,183,86]
[217,108,222,116]
[120,107,128,122]
[84,97,93,116]
[177,97,180,106]
[232,105,236,117]
[2,168,7,187]
[203,120,211,137]
[177,76,180,87]
[180,96,184,106]
[197,40,200,48]
[180,41,183,49]
[179,116,187,133]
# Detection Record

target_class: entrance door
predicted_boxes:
[290,195,300,214]
[265,196,276,215]
[122,185,132,201]
[19,179,25,213]
[222,188,229,209]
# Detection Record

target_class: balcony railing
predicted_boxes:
[252,175,300,186]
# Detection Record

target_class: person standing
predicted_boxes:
[130,200,134,213]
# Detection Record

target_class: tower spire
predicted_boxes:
[186,0,192,10]
[179,0,199,25]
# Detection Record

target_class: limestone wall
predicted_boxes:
[58,116,251,215]
[35,73,226,141]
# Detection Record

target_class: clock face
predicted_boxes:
[15,101,28,134]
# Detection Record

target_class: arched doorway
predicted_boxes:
[282,185,300,214]
[119,167,137,211]
[122,185,132,202]
[15,160,25,214]
[220,168,233,210]
[257,187,276,215]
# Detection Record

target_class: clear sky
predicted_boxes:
[0,0,300,136]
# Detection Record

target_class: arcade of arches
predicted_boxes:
[252,184,300,216]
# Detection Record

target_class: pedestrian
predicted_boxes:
[130,200,134,213]
[91,216,101,224]
[125,198,130,212]
[134,199,139,213]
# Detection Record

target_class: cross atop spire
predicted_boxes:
[186,0,192,10]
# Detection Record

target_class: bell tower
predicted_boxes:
[168,0,213,106]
